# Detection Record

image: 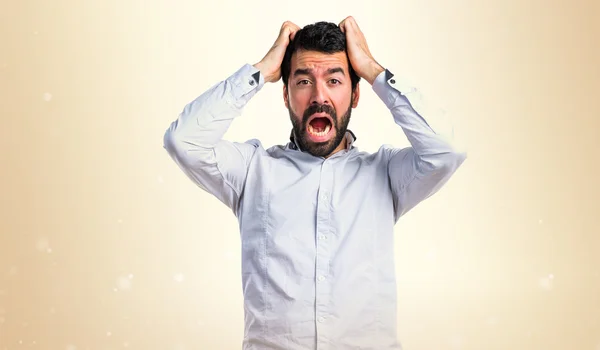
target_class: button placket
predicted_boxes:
[315,160,333,343]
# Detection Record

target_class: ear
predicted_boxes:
[283,84,289,109]
[351,82,360,108]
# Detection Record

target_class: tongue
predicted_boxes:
[311,118,328,131]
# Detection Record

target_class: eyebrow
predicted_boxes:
[293,67,346,77]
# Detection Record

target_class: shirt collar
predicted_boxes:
[288,129,357,152]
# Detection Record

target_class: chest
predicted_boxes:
[240,154,394,226]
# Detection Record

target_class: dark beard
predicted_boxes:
[289,101,352,158]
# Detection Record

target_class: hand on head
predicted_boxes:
[255,17,383,85]
[254,21,301,83]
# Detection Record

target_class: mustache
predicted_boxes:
[302,103,336,123]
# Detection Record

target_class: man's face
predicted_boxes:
[284,50,360,158]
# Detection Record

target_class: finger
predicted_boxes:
[290,26,300,40]
[349,17,362,34]
[339,15,355,31]
[338,19,346,32]
[276,22,294,45]
[279,21,294,37]
[286,23,300,41]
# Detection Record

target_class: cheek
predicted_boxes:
[288,92,309,114]
[333,99,351,116]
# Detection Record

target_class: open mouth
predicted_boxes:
[306,113,334,142]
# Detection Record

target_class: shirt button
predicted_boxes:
[249,79,255,86]
[321,193,328,200]
[319,234,326,240]
[389,79,396,84]
[318,275,325,281]
[318,317,325,323]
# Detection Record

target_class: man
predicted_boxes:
[164,17,466,350]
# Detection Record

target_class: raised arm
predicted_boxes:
[163,21,300,215]
[338,16,467,221]
[372,70,467,220]
[163,64,263,213]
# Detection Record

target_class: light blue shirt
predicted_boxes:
[163,63,467,349]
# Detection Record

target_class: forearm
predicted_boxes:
[163,64,264,154]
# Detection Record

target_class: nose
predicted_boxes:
[311,82,329,106]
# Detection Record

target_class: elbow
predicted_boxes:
[163,122,193,164]
[421,149,467,175]
[440,150,467,173]
[162,122,215,168]
[448,149,467,169]
[163,122,181,156]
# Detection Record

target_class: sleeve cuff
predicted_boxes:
[226,63,266,109]
[372,68,419,109]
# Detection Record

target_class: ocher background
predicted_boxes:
[1,0,599,349]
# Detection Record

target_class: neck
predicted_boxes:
[324,135,347,159]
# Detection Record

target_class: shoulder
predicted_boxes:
[351,144,397,161]
[240,138,291,159]
[377,143,413,160]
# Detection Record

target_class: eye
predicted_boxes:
[297,79,310,85]
[330,79,341,84]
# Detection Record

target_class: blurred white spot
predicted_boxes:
[19,340,23,344]
[596,341,600,350]
[538,219,543,224]
[117,219,123,224]
[47,248,52,253]
[43,93,52,102]
[33,31,38,35]
[486,316,497,326]
[49,307,56,314]
[128,274,133,279]
[66,345,77,350]
[113,288,118,292]
[538,274,554,290]
[123,342,129,347]
[425,248,437,262]
[0,317,5,324]
[32,340,36,345]
[36,237,51,252]
[117,275,132,291]
[106,331,112,337]
[173,273,185,283]
[197,320,205,327]
[157,175,164,183]
[8,266,18,276]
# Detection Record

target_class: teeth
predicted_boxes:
[308,123,331,137]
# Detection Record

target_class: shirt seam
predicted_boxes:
[261,177,271,343]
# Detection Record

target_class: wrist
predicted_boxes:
[253,61,274,83]
[363,61,385,85]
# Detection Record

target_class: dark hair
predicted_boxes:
[281,21,361,91]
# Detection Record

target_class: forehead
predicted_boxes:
[291,50,349,74]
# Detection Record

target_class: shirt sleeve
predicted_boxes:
[163,63,265,215]
[371,68,468,221]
